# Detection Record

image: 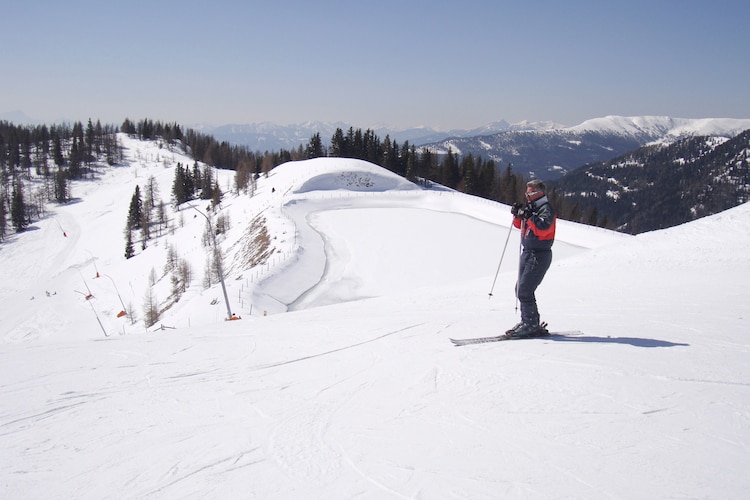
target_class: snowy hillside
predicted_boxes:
[1,136,749,498]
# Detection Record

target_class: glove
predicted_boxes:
[517,206,532,219]
[512,203,532,220]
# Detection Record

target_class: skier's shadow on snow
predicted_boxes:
[551,335,689,348]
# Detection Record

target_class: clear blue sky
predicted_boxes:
[2,0,748,130]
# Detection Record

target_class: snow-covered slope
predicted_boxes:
[1,137,749,498]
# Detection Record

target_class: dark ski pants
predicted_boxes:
[516,249,552,325]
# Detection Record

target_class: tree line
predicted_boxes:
[305,127,533,206]
[0,116,297,241]
[0,119,122,240]
[1,117,606,244]
[175,122,613,225]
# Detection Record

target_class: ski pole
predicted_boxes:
[515,220,525,312]
[488,223,514,298]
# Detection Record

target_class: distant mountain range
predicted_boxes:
[197,119,566,154]
[199,116,750,182]
[5,110,749,186]
[421,116,750,180]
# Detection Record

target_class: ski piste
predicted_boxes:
[450,324,582,346]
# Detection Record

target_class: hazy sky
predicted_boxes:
[2,0,748,130]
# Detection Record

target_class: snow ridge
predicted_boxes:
[568,115,750,139]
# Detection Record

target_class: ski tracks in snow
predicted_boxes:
[251,322,425,371]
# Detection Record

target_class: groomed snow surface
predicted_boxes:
[1,134,749,499]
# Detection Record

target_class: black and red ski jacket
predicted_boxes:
[513,196,556,251]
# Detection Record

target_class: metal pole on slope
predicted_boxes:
[102,273,128,318]
[191,206,233,321]
[88,299,109,337]
[488,223,514,298]
[76,268,94,300]
[86,250,100,278]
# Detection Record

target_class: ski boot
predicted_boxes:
[507,321,549,338]
[505,322,523,335]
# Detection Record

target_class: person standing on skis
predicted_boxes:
[508,179,557,337]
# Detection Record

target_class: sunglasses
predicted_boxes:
[525,190,540,196]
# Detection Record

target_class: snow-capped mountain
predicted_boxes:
[567,115,750,141]
[421,115,750,180]
[1,135,749,498]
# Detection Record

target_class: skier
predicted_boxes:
[508,179,557,337]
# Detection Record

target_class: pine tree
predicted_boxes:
[68,136,82,178]
[477,159,497,199]
[381,135,397,173]
[124,229,135,259]
[21,137,32,178]
[10,182,28,232]
[121,118,136,135]
[140,210,150,246]
[54,168,69,203]
[498,164,521,204]
[0,194,7,241]
[306,133,325,158]
[85,119,95,164]
[440,148,460,189]
[53,133,64,167]
[405,147,416,181]
[459,154,478,194]
[172,163,186,205]
[200,166,214,200]
[330,128,346,157]
[397,141,410,177]
[171,162,196,206]
[68,122,85,178]
[94,120,103,157]
[422,147,439,184]
[127,185,143,230]
[211,180,222,208]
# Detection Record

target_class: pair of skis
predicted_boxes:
[450,323,580,346]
